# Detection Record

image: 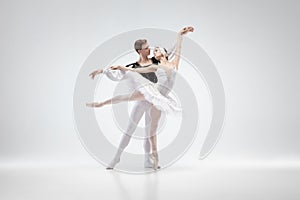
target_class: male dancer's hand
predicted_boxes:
[89,69,103,80]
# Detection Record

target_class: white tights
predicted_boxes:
[110,100,161,166]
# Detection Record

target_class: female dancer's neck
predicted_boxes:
[160,57,168,65]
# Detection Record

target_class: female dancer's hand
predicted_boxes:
[179,26,194,35]
[89,69,103,80]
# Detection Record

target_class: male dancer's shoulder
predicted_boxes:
[125,57,159,69]
[125,62,139,68]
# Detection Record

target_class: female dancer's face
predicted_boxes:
[153,47,163,61]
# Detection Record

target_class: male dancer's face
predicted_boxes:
[138,42,150,57]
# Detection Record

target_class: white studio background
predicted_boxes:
[0,0,299,167]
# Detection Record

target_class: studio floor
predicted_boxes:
[1,160,300,200]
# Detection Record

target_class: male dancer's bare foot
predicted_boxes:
[86,102,104,107]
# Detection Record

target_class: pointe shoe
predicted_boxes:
[150,152,159,170]
[106,157,120,170]
[144,159,161,169]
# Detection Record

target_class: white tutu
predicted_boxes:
[102,68,181,114]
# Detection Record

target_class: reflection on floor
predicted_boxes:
[1,160,300,200]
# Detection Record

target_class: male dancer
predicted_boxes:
[89,39,161,169]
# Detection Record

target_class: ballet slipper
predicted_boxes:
[106,157,120,170]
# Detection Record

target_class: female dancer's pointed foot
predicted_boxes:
[144,156,161,169]
[144,160,161,169]
[105,157,120,170]
[150,152,159,170]
[86,102,104,108]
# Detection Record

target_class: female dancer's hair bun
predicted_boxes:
[156,47,168,59]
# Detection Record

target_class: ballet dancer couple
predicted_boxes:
[87,26,194,170]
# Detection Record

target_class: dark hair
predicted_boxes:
[134,39,147,53]
[151,56,160,64]
[163,47,169,60]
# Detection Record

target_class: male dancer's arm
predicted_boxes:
[111,65,158,73]
[88,61,136,80]
[88,61,135,80]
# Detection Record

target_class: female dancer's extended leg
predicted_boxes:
[86,91,145,108]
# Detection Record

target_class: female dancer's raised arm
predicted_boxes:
[171,26,194,70]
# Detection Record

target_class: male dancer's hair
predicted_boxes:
[134,39,171,62]
[134,39,147,53]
